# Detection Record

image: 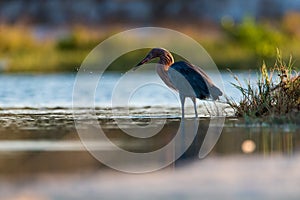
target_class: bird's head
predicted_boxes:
[133,48,173,70]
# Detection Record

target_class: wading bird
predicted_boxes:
[133,48,222,118]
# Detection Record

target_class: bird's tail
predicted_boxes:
[210,85,223,100]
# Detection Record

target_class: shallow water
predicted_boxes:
[0,71,257,108]
[0,107,299,174]
[0,72,299,199]
[0,109,299,199]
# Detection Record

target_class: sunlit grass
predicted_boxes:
[1,22,300,72]
[0,25,101,72]
[7,49,89,72]
[0,25,37,53]
[227,49,300,123]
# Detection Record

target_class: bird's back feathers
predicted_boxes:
[168,61,222,100]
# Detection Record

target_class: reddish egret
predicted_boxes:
[134,48,222,118]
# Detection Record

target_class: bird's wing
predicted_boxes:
[169,61,223,100]
[188,62,223,99]
[168,61,210,99]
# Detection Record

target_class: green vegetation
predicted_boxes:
[0,26,101,72]
[227,49,300,123]
[216,15,300,69]
[1,15,300,72]
[222,17,285,58]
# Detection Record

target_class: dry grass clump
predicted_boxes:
[227,49,299,122]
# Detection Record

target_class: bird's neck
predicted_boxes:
[158,54,174,71]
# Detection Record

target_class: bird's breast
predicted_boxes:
[156,65,178,91]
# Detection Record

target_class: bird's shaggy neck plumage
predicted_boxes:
[158,53,174,69]
[151,48,177,90]
[151,48,174,70]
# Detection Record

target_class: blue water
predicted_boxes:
[0,71,256,108]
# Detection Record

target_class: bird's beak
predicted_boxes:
[133,57,150,71]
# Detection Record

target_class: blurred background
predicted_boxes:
[1,0,300,73]
[0,1,300,199]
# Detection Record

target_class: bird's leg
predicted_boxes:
[179,94,185,118]
[191,97,198,118]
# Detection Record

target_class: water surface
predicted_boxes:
[0,71,257,108]
[0,72,299,199]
